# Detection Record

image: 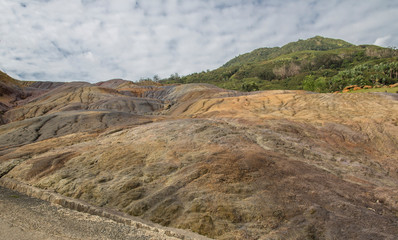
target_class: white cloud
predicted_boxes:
[0,0,397,82]
[374,36,391,47]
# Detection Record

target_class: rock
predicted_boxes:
[343,85,358,90]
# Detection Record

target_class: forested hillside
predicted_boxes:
[161,36,398,92]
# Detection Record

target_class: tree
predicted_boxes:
[302,75,316,91]
[168,73,182,83]
[153,74,160,82]
[314,77,327,92]
[389,62,398,79]
[241,82,259,92]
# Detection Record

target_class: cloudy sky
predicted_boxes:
[1,0,397,82]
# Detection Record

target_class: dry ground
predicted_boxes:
[1,81,398,239]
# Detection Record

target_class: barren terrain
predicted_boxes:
[1,78,398,239]
[0,186,205,240]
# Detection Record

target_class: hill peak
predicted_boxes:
[282,36,354,52]
[223,36,354,67]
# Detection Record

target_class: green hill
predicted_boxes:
[223,36,353,68]
[161,36,398,92]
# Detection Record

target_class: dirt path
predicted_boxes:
[0,186,179,240]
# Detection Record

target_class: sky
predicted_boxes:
[0,0,398,83]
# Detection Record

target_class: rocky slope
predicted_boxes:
[0,76,398,239]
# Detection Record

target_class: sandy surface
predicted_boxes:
[0,186,180,240]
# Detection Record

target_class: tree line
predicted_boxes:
[303,61,398,92]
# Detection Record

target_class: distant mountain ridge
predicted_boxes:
[2,36,397,94]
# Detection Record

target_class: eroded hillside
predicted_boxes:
[0,77,398,239]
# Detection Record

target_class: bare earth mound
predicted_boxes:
[0,80,397,239]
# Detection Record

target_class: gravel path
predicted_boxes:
[0,186,179,240]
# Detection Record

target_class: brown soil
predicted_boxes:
[0,79,397,239]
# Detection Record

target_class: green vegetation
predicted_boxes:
[342,87,398,94]
[303,61,398,92]
[160,36,398,92]
[241,81,259,92]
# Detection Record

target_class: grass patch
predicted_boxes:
[344,87,398,93]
